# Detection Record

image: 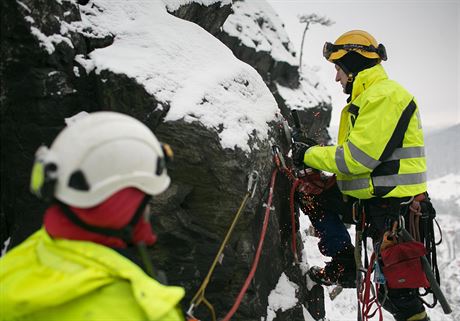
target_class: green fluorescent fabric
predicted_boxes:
[304,64,427,199]
[0,229,185,321]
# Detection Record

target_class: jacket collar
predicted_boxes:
[351,64,388,101]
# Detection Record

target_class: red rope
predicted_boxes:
[221,169,278,321]
[289,179,302,262]
[360,254,383,321]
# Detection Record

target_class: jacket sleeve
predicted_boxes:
[304,95,408,175]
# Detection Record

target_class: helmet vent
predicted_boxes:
[68,170,90,191]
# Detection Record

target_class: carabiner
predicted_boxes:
[400,196,414,206]
[272,145,287,169]
[352,201,359,224]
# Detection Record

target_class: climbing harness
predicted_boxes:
[186,170,259,321]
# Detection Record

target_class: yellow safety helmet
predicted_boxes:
[323,30,387,62]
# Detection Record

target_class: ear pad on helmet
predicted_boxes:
[30,146,58,202]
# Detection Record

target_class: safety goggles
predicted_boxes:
[323,42,387,61]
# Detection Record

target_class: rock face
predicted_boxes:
[166,0,233,36]
[217,0,332,144]
[1,0,95,245]
[1,1,332,321]
[166,0,332,145]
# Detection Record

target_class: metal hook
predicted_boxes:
[400,196,414,206]
[247,170,259,199]
[398,215,405,231]
[272,145,287,169]
[186,303,196,319]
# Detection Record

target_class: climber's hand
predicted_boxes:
[292,130,318,146]
[292,142,311,167]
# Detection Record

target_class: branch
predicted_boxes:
[298,13,335,26]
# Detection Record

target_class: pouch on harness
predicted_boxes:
[357,194,451,321]
[380,240,429,289]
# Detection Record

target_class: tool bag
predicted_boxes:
[380,240,430,289]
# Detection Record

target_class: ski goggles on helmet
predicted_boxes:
[323,42,387,61]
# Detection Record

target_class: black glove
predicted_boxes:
[292,130,319,145]
[291,142,311,167]
[291,129,305,143]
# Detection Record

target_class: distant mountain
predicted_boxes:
[425,124,460,179]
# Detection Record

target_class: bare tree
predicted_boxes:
[298,13,334,74]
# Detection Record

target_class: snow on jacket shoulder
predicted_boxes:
[0,228,185,321]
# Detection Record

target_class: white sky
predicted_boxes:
[266,0,460,129]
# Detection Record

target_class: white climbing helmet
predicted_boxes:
[30,111,171,208]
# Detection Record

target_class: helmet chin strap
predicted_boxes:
[336,62,355,95]
[345,81,354,96]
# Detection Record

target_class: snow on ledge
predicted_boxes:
[264,272,299,321]
[78,0,277,152]
[276,66,331,110]
[223,1,297,65]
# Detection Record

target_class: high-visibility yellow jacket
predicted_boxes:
[304,64,427,199]
[0,228,185,321]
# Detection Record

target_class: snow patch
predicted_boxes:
[24,16,35,24]
[265,272,298,321]
[73,66,80,77]
[29,26,74,54]
[223,1,297,65]
[276,66,331,110]
[30,27,56,54]
[74,55,95,74]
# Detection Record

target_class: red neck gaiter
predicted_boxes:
[44,188,157,248]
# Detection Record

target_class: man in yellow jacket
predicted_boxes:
[292,31,429,321]
[0,112,185,321]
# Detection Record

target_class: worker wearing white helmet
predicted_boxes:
[0,111,185,321]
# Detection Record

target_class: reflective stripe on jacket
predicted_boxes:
[0,229,185,321]
[303,64,427,199]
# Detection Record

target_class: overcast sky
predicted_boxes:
[266,0,459,130]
